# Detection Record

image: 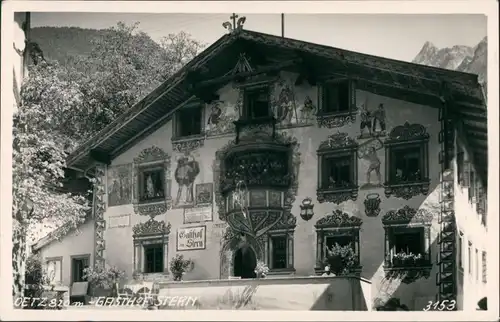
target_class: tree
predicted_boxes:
[12,21,205,301]
[12,62,90,300]
[69,22,205,136]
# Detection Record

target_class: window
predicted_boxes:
[317,133,358,204]
[382,206,432,272]
[71,255,90,283]
[457,151,465,185]
[243,86,271,119]
[315,210,362,275]
[384,122,430,200]
[475,248,479,281]
[175,105,203,138]
[133,146,172,216]
[321,155,353,189]
[325,235,353,249]
[392,228,423,255]
[144,244,164,273]
[269,235,292,270]
[132,219,170,275]
[264,212,296,272]
[468,242,472,275]
[469,171,476,203]
[458,232,464,269]
[45,257,62,285]
[389,146,423,183]
[138,167,165,203]
[482,251,487,283]
[322,81,350,114]
[316,80,356,128]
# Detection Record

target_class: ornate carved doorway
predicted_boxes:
[233,245,257,279]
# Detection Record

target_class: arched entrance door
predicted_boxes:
[233,245,257,279]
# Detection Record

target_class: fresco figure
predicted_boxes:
[359,105,372,138]
[108,164,132,207]
[174,154,200,205]
[372,103,386,134]
[300,95,316,122]
[206,101,222,131]
[362,147,382,188]
[146,175,155,199]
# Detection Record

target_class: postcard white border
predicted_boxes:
[1,1,498,321]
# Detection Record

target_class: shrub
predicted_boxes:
[322,243,357,276]
[24,254,56,309]
[169,254,193,281]
[83,265,125,297]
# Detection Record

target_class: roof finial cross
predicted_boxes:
[230,13,238,26]
[222,13,246,33]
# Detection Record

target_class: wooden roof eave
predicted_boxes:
[240,30,482,102]
[66,33,237,171]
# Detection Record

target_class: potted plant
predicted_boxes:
[83,265,125,299]
[169,254,193,281]
[254,260,269,278]
[323,243,357,276]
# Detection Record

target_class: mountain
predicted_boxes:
[30,26,164,68]
[30,27,107,66]
[412,37,487,89]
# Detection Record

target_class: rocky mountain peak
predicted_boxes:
[413,37,487,90]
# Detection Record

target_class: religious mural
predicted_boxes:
[174,152,201,207]
[270,76,316,127]
[205,98,239,136]
[107,163,133,207]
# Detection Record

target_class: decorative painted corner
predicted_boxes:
[316,187,358,205]
[172,135,205,154]
[383,181,431,200]
[316,111,357,129]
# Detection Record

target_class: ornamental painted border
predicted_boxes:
[383,122,431,200]
[132,146,172,218]
[316,132,359,204]
[94,164,107,269]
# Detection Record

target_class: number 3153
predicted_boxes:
[423,300,456,311]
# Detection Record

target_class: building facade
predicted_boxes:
[33,27,488,311]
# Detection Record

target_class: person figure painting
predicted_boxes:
[364,147,381,186]
[207,101,222,132]
[372,103,386,134]
[174,154,200,205]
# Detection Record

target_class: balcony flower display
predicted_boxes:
[391,251,425,267]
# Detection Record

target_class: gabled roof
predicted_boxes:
[66,29,487,178]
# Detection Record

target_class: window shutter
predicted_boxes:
[317,84,323,114]
[462,161,471,187]
[349,79,357,112]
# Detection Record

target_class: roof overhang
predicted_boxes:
[66,29,487,176]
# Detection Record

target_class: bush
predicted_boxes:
[83,265,125,297]
[169,254,193,281]
[322,243,357,276]
[24,254,55,309]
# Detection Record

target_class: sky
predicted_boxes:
[31,13,487,62]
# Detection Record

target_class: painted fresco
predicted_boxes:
[174,152,201,207]
[271,75,316,127]
[205,88,240,137]
[358,96,387,139]
[107,163,133,207]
